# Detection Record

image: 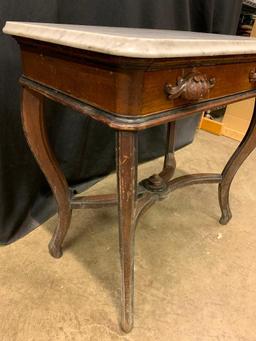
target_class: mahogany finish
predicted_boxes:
[19,38,256,116]
[21,88,72,258]
[116,131,138,332]
[20,76,256,131]
[17,37,256,333]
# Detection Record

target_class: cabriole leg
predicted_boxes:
[21,87,72,258]
[141,121,176,191]
[116,131,138,332]
[219,99,256,224]
[159,121,176,182]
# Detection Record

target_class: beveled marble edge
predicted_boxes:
[3,21,256,58]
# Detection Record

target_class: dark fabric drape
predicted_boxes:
[58,0,242,33]
[0,0,242,244]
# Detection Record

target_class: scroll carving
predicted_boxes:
[165,71,216,101]
[249,69,256,83]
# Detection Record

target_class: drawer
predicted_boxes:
[19,39,256,117]
[141,62,256,115]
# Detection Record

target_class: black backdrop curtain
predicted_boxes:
[0,0,242,244]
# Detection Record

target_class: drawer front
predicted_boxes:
[19,39,256,117]
[142,62,256,115]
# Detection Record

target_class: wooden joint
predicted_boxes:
[140,174,168,192]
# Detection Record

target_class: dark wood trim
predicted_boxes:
[219,98,256,224]
[17,37,256,116]
[166,173,222,192]
[137,173,222,221]
[20,76,256,130]
[21,87,72,259]
[70,172,223,212]
[71,194,117,209]
[116,131,138,332]
[160,121,176,182]
[141,121,177,191]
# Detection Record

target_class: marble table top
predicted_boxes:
[4,21,256,58]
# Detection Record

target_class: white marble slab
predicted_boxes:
[3,21,256,58]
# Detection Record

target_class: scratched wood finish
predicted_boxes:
[116,131,138,332]
[71,194,117,209]
[21,87,72,258]
[16,35,256,334]
[20,43,144,116]
[18,38,256,117]
[20,76,256,131]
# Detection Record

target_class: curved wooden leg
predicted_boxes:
[21,87,72,258]
[159,121,176,182]
[219,99,256,225]
[141,121,176,191]
[116,131,138,333]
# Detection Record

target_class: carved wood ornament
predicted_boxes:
[249,69,256,83]
[165,70,216,101]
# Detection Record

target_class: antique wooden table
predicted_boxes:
[4,22,256,332]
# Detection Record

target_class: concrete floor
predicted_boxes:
[1,130,256,341]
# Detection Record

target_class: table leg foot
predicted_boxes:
[121,319,134,333]
[48,240,63,258]
[48,208,72,258]
[116,131,138,333]
[218,181,232,225]
[219,209,232,225]
[21,87,72,257]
